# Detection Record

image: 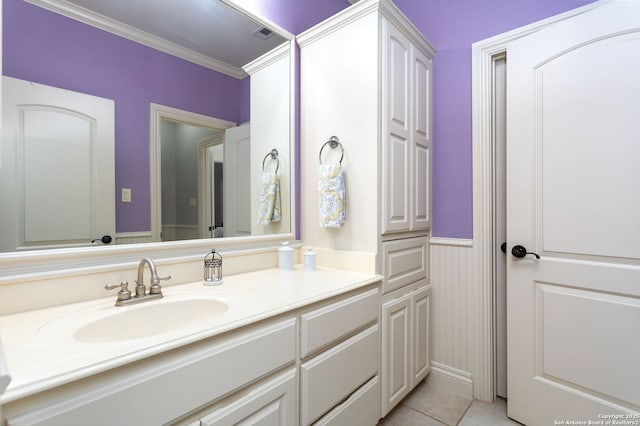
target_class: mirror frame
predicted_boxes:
[0,0,297,279]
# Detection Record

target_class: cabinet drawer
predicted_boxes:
[300,288,379,358]
[8,319,296,426]
[300,325,379,425]
[382,237,428,294]
[313,376,379,426]
[199,368,297,426]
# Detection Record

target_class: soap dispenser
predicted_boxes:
[304,247,316,271]
[278,241,294,271]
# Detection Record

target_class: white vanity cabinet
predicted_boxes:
[382,16,433,235]
[184,286,381,426]
[183,368,297,426]
[380,237,431,415]
[4,318,297,426]
[299,288,380,426]
[2,283,382,426]
[299,0,434,420]
[381,281,431,415]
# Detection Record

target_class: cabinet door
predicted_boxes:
[382,20,411,234]
[199,369,296,426]
[412,285,431,384]
[381,294,412,416]
[411,47,432,231]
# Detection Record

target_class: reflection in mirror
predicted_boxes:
[0,0,293,254]
[160,119,227,242]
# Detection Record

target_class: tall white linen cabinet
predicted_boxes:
[298,0,435,419]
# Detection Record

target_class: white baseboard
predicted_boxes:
[429,361,474,400]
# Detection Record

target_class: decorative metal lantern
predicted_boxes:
[203,249,223,285]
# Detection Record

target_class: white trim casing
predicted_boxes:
[469,1,605,401]
[149,103,236,243]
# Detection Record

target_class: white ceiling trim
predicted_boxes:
[243,41,290,75]
[23,0,248,79]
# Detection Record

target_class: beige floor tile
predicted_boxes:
[379,404,446,426]
[458,398,522,426]
[401,379,473,426]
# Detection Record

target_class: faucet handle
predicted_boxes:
[105,281,131,302]
[149,275,171,295]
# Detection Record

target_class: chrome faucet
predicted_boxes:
[136,257,170,297]
[105,258,171,306]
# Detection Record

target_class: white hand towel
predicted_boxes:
[318,162,345,228]
[256,172,281,225]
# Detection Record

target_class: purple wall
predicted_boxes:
[255,0,597,239]
[391,0,597,238]
[3,0,246,233]
[5,0,598,239]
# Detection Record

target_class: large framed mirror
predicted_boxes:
[0,0,295,273]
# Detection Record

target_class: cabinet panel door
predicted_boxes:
[381,294,412,416]
[200,369,297,426]
[382,20,411,234]
[411,47,431,231]
[412,285,431,384]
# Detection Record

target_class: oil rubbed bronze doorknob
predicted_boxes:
[511,245,540,259]
[91,235,113,244]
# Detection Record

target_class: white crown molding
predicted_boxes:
[23,0,247,79]
[377,0,436,57]
[243,41,290,75]
[218,0,294,42]
[296,0,435,57]
[296,0,380,48]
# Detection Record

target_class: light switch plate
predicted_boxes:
[121,188,132,203]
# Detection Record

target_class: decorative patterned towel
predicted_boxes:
[318,162,345,228]
[256,172,281,225]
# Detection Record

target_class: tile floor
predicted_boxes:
[379,376,522,425]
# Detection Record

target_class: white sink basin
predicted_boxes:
[32,289,241,346]
[74,298,229,343]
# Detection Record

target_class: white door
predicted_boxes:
[0,77,115,252]
[224,124,251,236]
[507,2,640,424]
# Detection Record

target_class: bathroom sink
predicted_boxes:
[73,297,229,343]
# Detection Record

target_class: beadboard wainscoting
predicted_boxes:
[114,232,153,245]
[430,237,492,401]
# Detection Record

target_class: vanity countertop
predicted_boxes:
[0,266,381,403]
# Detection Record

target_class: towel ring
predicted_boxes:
[262,148,279,174]
[319,136,344,165]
